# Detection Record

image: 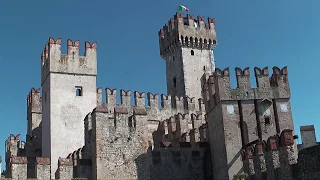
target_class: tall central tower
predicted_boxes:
[41,38,97,178]
[159,13,217,100]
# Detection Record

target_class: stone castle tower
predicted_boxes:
[3,12,317,180]
[40,39,98,178]
[159,13,216,100]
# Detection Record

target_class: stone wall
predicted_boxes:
[35,157,50,180]
[205,66,294,180]
[297,125,319,151]
[149,142,212,180]
[8,157,27,179]
[86,87,208,180]
[56,158,73,179]
[293,145,320,179]
[91,105,150,180]
[2,31,320,180]
[241,130,298,180]
[41,37,98,179]
[95,88,207,149]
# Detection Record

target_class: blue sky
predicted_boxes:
[0,0,319,170]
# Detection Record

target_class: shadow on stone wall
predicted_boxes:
[135,143,213,180]
[293,145,320,180]
[26,123,42,179]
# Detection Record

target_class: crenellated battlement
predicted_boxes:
[96,88,205,119]
[241,129,295,159]
[9,156,27,164]
[27,88,42,118]
[41,37,97,66]
[41,37,97,84]
[154,141,209,151]
[68,146,85,166]
[56,157,73,179]
[241,129,298,179]
[153,113,208,151]
[94,88,207,155]
[67,146,91,178]
[206,66,290,106]
[5,134,21,160]
[158,13,217,59]
[35,157,50,165]
[58,157,72,166]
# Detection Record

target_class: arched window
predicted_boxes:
[76,86,83,96]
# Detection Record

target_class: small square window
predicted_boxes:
[75,86,83,96]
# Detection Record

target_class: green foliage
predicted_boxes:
[233,173,248,180]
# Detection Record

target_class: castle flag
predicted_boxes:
[177,5,189,11]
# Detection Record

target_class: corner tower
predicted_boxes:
[40,37,97,178]
[159,13,217,100]
[205,67,295,179]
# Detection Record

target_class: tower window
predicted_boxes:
[75,86,83,96]
[191,50,194,56]
[173,77,177,88]
[203,66,206,71]
[172,56,175,61]
[265,116,271,125]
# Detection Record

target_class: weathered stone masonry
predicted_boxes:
[2,12,320,180]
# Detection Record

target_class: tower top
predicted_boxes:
[40,37,97,84]
[158,13,217,60]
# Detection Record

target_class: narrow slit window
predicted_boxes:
[76,86,83,96]
[173,77,177,88]
[191,50,194,56]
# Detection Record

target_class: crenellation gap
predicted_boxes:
[250,68,257,88]
[229,67,237,88]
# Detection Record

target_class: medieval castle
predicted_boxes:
[1,12,319,180]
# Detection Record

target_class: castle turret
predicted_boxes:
[40,37,97,178]
[4,134,26,177]
[5,134,21,161]
[26,88,42,155]
[158,13,217,101]
[26,87,42,178]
